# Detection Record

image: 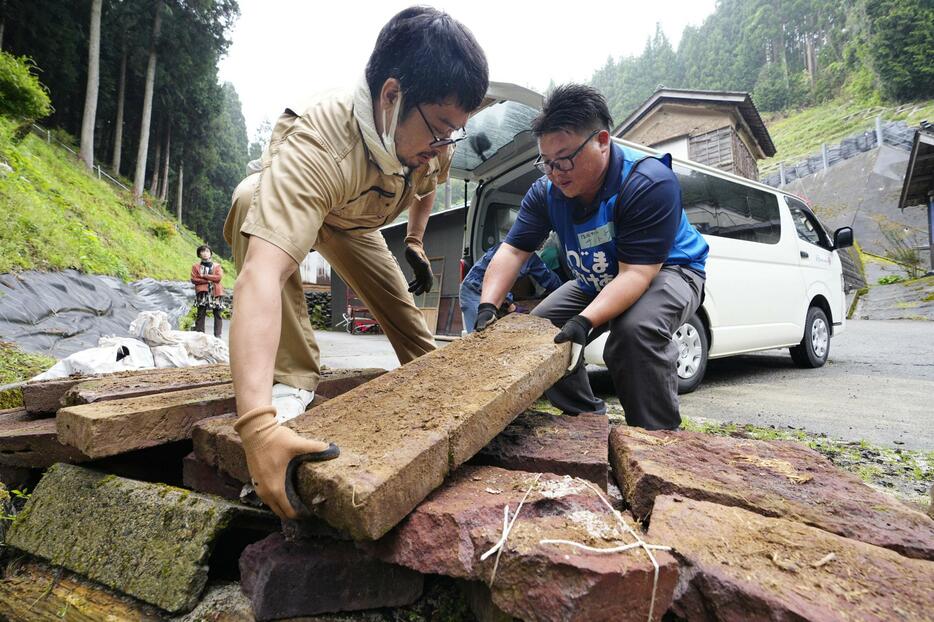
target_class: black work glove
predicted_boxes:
[405,244,433,295]
[474,302,499,332]
[554,315,593,375]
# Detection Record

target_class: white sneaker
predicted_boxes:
[271,383,315,424]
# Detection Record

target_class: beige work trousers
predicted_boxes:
[227,175,436,391]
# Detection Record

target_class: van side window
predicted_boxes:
[785,198,830,249]
[480,204,519,252]
[675,164,781,244]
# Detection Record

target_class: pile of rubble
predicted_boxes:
[0,314,931,621]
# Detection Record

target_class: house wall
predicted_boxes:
[621,103,766,161]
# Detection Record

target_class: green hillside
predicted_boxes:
[0,117,235,287]
[760,98,934,173]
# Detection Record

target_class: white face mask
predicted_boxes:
[381,92,403,164]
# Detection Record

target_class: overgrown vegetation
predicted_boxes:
[0,342,56,409]
[2,0,245,256]
[759,98,934,171]
[0,51,52,142]
[0,115,234,286]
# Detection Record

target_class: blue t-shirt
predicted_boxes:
[505,144,708,286]
[463,242,563,294]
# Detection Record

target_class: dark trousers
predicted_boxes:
[195,305,223,338]
[531,266,704,430]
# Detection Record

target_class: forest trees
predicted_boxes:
[1,0,245,255]
[591,0,934,121]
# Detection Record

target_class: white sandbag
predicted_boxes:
[30,338,155,381]
[130,310,229,365]
[151,344,196,368]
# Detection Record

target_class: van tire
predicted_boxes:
[790,306,830,368]
[676,314,708,394]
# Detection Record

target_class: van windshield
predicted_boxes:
[452,101,538,172]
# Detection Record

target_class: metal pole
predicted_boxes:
[443,180,451,212]
[875,115,884,148]
[779,162,786,186]
[821,143,829,170]
[97,164,101,179]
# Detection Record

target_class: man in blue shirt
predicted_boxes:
[460,242,563,333]
[475,84,708,430]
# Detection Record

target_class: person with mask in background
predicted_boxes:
[190,245,224,338]
[222,6,489,519]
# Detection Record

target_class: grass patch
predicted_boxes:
[0,116,234,287]
[0,342,56,408]
[760,98,934,174]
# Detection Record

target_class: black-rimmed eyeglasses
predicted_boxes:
[534,129,601,174]
[417,104,468,149]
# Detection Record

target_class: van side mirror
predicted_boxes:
[833,227,853,249]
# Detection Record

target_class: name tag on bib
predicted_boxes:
[577,223,614,249]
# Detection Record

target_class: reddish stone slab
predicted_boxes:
[182,452,243,501]
[472,409,609,489]
[239,533,423,621]
[650,495,934,622]
[0,408,89,467]
[290,315,569,540]
[373,465,678,622]
[609,426,934,561]
[62,364,232,406]
[56,384,236,459]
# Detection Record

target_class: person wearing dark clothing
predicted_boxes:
[475,85,708,431]
[191,245,225,338]
[459,242,563,333]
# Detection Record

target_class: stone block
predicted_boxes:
[472,409,609,489]
[62,364,231,406]
[6,463,276,613]
[240,532,423,620]
[189,368,386,484]
[289,315,570,540]
[182,452,243,501]
[374,465,678,622]
[57,384,236,459]
[609,426,934,560]
[650,495,934,622]
[0,407,89,467]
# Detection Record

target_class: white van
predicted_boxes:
[452,85,854,393]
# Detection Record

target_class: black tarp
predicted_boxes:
[0,270,194,358]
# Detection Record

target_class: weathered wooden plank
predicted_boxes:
[6,464,275,614]
[61,364,231,406]
[0,559,164,622]
[290,314,568,540]
[0,408,89,468]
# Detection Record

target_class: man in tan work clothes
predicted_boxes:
[223,6,489,519]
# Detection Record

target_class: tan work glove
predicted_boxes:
[234,405,339,519]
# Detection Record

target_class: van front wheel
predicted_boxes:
[675,314,708,394]
[790,306,830,368]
